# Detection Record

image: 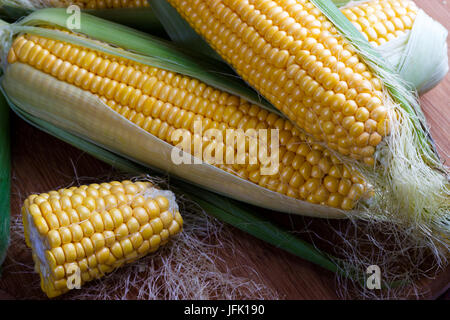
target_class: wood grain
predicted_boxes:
[0,0,448,300]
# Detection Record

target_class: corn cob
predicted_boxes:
[6,30,367,211]
[342,0,418,47]
[164,0,421,165]
[38,0,149,9]
[22,180,183,298]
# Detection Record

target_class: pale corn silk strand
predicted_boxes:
[163,0,450,298]
[7,175,279,300]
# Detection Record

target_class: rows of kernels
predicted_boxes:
[47,0,149,9]
[30,20,389,161]
[167,0,392,165]
[8,34,368,210]
[111,95,366,207]
[22,181,183,298]
[342,0,418,46]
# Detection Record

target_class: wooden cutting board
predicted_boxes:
[0,0,448,300]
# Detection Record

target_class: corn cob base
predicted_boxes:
[22,180,183,298]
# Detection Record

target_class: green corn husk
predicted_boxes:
[0,9,344,276]
[0,1,166,35]
[0,90,10,267]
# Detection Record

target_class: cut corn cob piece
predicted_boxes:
[6,32,367,211]
[165,0,400,165]
[342,0,418,47]
[22,180,183,298]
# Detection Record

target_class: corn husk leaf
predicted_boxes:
[0,1,166,34]
[80,8,166,35]
[1,83,341,275]
[0,90,10,268]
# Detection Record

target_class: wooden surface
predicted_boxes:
[0,0,449,300]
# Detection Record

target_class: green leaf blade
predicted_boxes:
[0,92,10,267]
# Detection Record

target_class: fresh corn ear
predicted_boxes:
[0,10,367,216]
[6,33,367,211]
[164,0,415,165]
[161,0,450,165]
[4,38,365,213]
[152,0,448,96]
[22,180,183,298]
[158,0,450,245]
